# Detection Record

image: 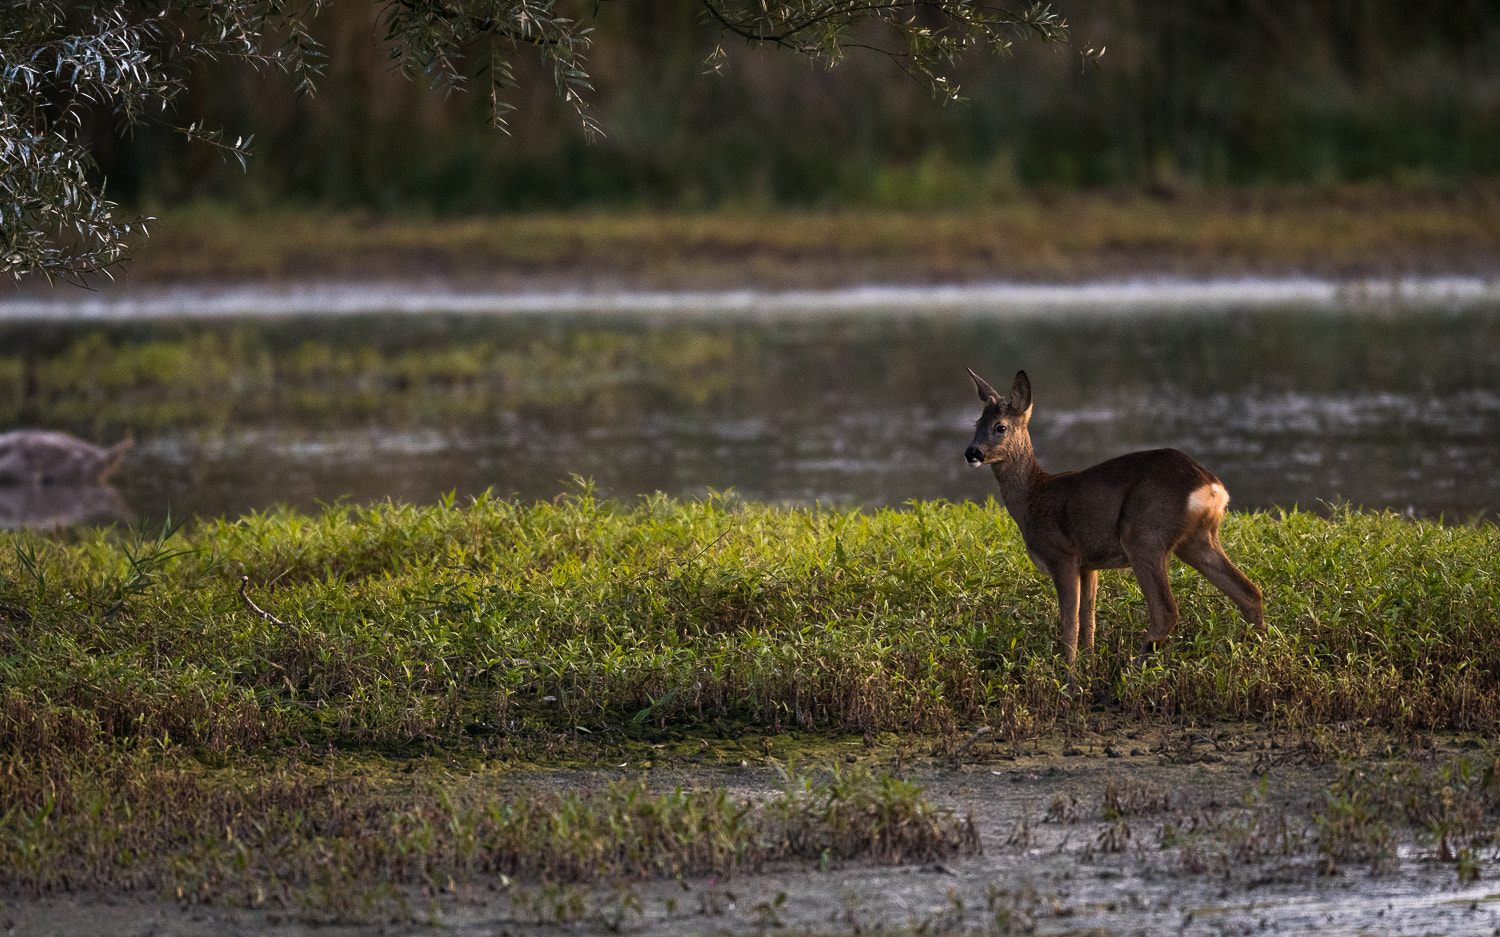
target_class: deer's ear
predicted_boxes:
[1008,371,1033,414]
[967,368,1001,405]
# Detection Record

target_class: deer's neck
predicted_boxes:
[989,441,1047,515]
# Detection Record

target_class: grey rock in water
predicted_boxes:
[0,482,134,529]
[0,430,133,485]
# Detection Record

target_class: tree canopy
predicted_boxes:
[1,0,1093,285]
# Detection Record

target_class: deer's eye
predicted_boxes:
[992,424,1005,436]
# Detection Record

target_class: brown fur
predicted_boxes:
[965,369,1264,665]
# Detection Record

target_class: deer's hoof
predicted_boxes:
[1089,680,1117,707]
[1133,641,1161,668]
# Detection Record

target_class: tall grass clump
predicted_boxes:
[0,751,976,913]
[0,492,1497,759]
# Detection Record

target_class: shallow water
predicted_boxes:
[2,284,1498,526]
[9,756,1500,937]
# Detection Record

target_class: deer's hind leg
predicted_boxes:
[1175,527,1265,633]
[1120,525,1181,656]
[1128,553,1179,654]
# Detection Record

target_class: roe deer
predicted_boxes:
[964,369,1264,667]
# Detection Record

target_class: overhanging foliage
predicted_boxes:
[0,0,1091,284]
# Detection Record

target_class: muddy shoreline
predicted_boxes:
[8,727,1499,936]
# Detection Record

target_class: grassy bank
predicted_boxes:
[106,186,1500,290]
[1,493,1498,915]
[2,492,1496,752]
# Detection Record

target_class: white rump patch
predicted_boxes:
[1187,483,1229,517]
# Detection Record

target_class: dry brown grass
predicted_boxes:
[116,184,1500,290]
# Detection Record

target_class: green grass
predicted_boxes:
[2,492,1498,915]
[0,751,977,915]
[0,323,737,433]
[2,491,1496,756]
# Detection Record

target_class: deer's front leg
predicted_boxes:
[1047,560,1083,664]
[1079,568,1099,654]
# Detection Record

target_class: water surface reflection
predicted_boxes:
[2,301,1497,524]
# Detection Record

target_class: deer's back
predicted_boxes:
[1013,448,1223,570]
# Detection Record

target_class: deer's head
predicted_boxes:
[965,369,1033,467]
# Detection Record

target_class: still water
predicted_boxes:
[2,292,1498,527]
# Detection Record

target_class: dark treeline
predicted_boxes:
[92,0,1500,212]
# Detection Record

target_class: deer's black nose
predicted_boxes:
[965,446,984,466]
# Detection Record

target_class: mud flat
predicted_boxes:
[7,731,1498,937]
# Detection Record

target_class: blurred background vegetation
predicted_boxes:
[88,0,1500,215]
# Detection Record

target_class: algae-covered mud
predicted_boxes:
[6,739,1500,937]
